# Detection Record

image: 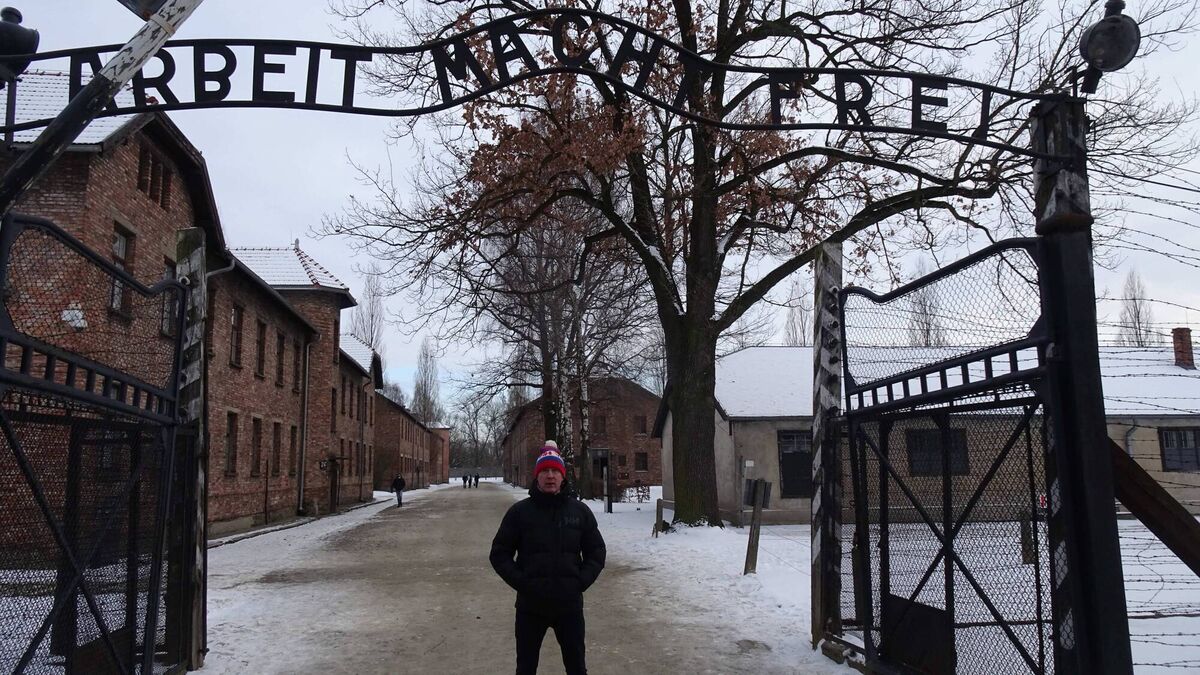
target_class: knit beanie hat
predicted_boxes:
[534,442,566,477]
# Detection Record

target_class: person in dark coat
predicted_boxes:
[490,441,605,675]
[463,474,469,488]
[474,473,480,488]
[391,474,406,507]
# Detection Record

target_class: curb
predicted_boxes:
[207,498,391,550]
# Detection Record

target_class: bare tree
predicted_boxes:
[328,0,1198,524]
[1118,269,1159,347]
[380,381,407,406]
[351,267,387,358]
[907,261,949,347]
[782,276,813,347]
[411,336,444,426]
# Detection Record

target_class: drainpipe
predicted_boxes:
[297,338,312,514]
[1123,423,1137,455]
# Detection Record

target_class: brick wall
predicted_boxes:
[0,129,207,548]
[503,379,663,493]
[277,291,367,515]
[334,356,375,506]
[374,395,436,492]
[205,267,312,532]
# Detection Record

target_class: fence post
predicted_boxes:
[744,479,765,575]
[175,228,207,670]
[654,498,663,537]
[811,241,843,646]
[1031,97,1131,675]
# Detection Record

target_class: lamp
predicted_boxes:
[0,7,39,82]
[1079,0,1142,93]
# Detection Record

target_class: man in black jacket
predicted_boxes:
[490,442,606,675]
[391,474,406,507]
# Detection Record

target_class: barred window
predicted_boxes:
[224,412,238,477]
[1160,428,1200,472]
[250,418,263,477]
[289,425,298,476]
[254,320,267,377]
[109,226,133,314]
[229,305,244,367]
[275,332,286,386]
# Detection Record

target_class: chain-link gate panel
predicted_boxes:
[0,214,186,675]
[836,239,1061,674]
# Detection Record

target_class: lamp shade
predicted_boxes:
[117,0,171,19]
[0,7,38,81]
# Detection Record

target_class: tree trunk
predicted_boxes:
[577,376,593,499]
[538,331,557,443]
[667,327,722,526]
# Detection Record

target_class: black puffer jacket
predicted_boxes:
[490,486,606,615]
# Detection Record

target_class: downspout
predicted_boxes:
[1123,423,1136,455]
[297,338,311,514]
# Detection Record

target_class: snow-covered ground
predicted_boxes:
[196,481,1199,673]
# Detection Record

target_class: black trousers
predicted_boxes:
[395,491,402,506]
[515,608,587,675]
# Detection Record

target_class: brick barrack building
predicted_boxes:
[1,71,448,536]
[503,378,663,495]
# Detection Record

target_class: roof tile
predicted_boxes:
[233,242,349,290]
[1,71,140,145]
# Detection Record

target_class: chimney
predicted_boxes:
[1172,327,1195,369]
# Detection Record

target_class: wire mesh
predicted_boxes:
[3,222,182,395]
[0,393,173,674]
[841,242,1043,391]
[0,215,187,675]
[833,242,1060,673]
[847,394,1054,674]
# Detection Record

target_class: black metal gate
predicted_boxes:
[837,239,1059,674]
[0,214,188,675]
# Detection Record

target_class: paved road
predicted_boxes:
[206,483,789,674]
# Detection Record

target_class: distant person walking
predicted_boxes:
[463,475,469,489]
[474,473,480,488]
[490,441,606,675]
[391,474,406,507]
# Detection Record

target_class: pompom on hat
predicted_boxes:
[534,440,566,477]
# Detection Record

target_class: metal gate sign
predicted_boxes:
[3,9,1065,157]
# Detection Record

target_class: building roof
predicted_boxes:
[226,256,317,335]
[1,71,139,145]
[340,333,375,376]
[375,390,431,433]
[703,344,1200,420]
[232,242,356,308]
[232,242,349,289]
[2,71,226,251]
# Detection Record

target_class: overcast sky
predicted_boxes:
[15,1,1200,403]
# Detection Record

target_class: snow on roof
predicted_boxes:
[716,346,814,418]
[232,242,350,291]
[340,333,375,375]
[1,71,140,145]
[715,344,1200,419]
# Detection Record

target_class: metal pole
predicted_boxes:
[175,228,207,670]
[744,479,765,575]
[5,78,16,148]
[811,240,843,647]
[0,0,205,216]
[1031,96,1132,675]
